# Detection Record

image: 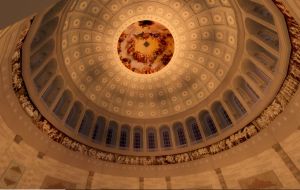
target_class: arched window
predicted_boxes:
[106,121,118,146]
[246,18,278,49]
[242,59,270,91]
[199,111,218,137]
[247,40,277,72]
[186,117,202,142]
[162,131,171,147]
[41,0,68,24]
[148,133,155,149]
[233,94,247,115]
[133,127,143,150]
[66,101,83,129]
[92,116,106,143]
[224,91,247,119]
[78,110,94,136]
[34,59,57,92]
[237,0,274,24]
[235,76,259,106]
[119,125,130,148]
[173,122,187,146]
[30,39,55,72]
[31,17,59,50]
[221,109,232,125]
[160,126,172,148]
[42,76,64,107]
[147,128,157,150]
[53,90,72,119]
[212,102,232,129]
[244,80,259,102]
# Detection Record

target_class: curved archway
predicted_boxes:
[185,117,202,143]
[160,125,172,149]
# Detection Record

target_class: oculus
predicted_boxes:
[118,20,174,74]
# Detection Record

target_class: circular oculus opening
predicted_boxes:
[118,20,174,74]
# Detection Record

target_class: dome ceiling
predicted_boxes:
[20,0,291,159]
[60,0,238,119]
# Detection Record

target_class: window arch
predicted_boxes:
[246,18,279,49]
[30,39,55,72]
[199,111,218,137]
[173,122,187,146]
[212,102,232,129]
[224,90,247,119]
[247,39,277,72]
[186,117,202,142]
[34,59,57,92]
[92,116,106,143]
[119,125,130,148]
[41,0,68,24]
[105,121,118,146]
[42,75,64,107]
[147,128,157,150]
[53,90,72,119]
[31,17,59,50]
[160,125,172,148]
[78,110,94,136]
[66,101,83,129]
[242,59,270,91]
[235,76,260,106]
[237,0,274,24]
[133,127,143,150]
[233,95,247,114]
